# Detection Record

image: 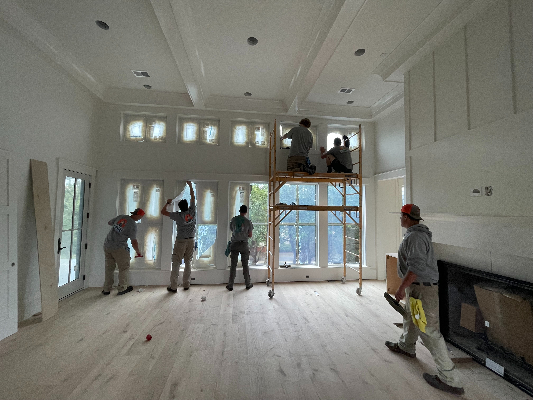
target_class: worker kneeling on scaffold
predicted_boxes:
[281,118,315,174]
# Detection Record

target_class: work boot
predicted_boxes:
[423,373,464,395]
[385,341,416,358]
[117,286,133,295]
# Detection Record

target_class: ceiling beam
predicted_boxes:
[284,0,366,115]
[149,0,207,108]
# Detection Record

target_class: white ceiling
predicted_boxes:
[1,0,495,120]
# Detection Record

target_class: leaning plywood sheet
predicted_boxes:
[30,159,58,320]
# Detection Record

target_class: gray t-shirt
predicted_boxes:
[327,146,352,170]
[286,126,313,157]
[104,215,137,250]
[169,205,196,239]
[230,215,254,243]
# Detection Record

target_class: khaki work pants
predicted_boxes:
[170,238,194,290]
[227,241,251,289]
[398,284,462,388]
[103,247,131,292]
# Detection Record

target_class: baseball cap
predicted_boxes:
[131,208,145,217]
[400,204,423,220]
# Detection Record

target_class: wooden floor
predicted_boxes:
[0,280,531,400]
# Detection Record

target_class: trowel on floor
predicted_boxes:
[384,292,409,319]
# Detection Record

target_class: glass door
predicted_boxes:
[57,173,90,298]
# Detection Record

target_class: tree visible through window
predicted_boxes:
[278,184,316,265]
[327,185,359,265]
[249,183,268,266]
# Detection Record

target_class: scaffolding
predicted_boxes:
[267,120,363,299]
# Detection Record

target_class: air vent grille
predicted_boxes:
[132,70,150,77]
[339,88,354,94]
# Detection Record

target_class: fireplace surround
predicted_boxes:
[439,260,533,396]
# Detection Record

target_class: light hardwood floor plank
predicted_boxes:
[0,281,531,400]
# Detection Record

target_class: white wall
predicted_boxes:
[86,105,377,287]
[404,0,533,282]
[0,20,100,320]
[374,105,405,175]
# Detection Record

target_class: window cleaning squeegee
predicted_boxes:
[384,292,409,319]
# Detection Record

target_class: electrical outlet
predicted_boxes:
[470,188,482,197]
[306,275,309,278]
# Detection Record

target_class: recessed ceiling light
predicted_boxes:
[244,92,252,96]
[347,100,354,104]
[354,48,365,56]
[247,37,258,46]
[96,20,109,30]
[132,70,150,77]
[143,85,152,89]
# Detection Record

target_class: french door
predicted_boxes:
[56,162,93,299]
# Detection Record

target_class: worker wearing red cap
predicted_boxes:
[102,208,144,295]
[385,204,464,395]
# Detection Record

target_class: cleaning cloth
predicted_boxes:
[409,297,427,333]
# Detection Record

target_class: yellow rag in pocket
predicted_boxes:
[409,297,427,333]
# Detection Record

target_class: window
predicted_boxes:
[171,181,218,268]
[326,126,359,151]
[122,114,167,142]
[178,117,219,145]
[280,122,317,150]
[229,182,269,266]
[119,179,164,266]
[231,121,269,147]
[327,185,360,265]
[278,184,317,265]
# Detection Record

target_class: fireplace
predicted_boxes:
[439,260,533,396]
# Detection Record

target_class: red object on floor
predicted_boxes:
[146,334,152,341]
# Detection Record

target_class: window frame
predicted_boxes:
[121,113,167,143]
[178,116,219,145]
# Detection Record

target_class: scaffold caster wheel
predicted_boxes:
[356,287,362,296]
[268,290,274,299]
[341,277,346,284]
[266,279,271,286]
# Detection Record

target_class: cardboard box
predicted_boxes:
[459,303,484,333]
[474,284,533,365]
[386,253,402,295]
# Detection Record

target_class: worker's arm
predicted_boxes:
[187,181,195,207]
[161,199,172,217]
[130,239,142,257]
[320,146,328,159]
[395,270,417,301]
[248,229,253,238]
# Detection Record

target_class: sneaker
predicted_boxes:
[183,287,189,291]
[246,283,254,290]
[101,290,110,295]
[117,286,133,295]
[423,373,464,395]
[167,287,177,293]
[385,341,416,358]
[226,284,233,291]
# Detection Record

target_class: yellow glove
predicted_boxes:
[409,297,427,333]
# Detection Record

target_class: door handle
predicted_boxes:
[57,238,66,254]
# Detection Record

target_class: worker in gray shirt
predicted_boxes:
[226,205,254,291]
[161,181,196,292]
[385,204,464,395]
[281,118,314,173]
[102,208,144,295]
[320,135,353,173]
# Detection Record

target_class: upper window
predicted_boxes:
[122,114,167,142]
[280,122,317,150]
[326,126,359,151]
[178,117,219,145]
[231,121,269,147]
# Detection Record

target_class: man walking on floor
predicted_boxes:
[161,181,196,292]
[102,208,144,295]
[385,204,464,395]
[226,204,254,291]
